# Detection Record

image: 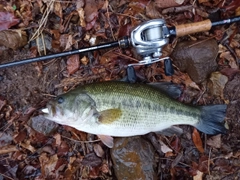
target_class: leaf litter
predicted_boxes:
[0,0,240,179]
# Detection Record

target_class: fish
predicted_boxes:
[42,81,227,148]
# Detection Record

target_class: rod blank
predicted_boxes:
[0,41,120,69]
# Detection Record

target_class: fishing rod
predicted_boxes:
[0,16,240,75]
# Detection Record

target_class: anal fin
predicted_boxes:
[98,135,114,148]
[156,126,183,136]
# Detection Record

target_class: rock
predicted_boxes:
[30,115,58,136]
[110,136,157,180]
[171,39,219,83]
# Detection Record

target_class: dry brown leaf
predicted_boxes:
[20,140,36,153]
[64,34,73,51]
[0,99,6,111]
[0,145,18,155]
[39,153,58,177]
[84,0,105,30]
[236,6,240,16]
[0,30,27,49]
[192,128,204,153]
[81,56,89,65]
[0,132,13,147]
[220,51,238,69]
[94,144,105,157]
[154,0,185,8]
[67,54,80,75]
[54,133,62,146]
[207,134,221,149]
[159,140,173,153]
[54,1,62,18]
[0,11,20,30]
[193,170,203,180]
[78,8,86,27]
[208,72,228,99]
[13,130,27,143]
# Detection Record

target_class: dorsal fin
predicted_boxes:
[148,82,183,99]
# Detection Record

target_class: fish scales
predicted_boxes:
[76,82,201,136]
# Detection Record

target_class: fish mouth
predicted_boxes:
[41,103,57,117]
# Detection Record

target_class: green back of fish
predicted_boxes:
[79,81,201,125]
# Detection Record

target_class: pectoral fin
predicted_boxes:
[98,135,114,148]
[98,109,122,124]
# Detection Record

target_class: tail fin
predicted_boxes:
[194,104,227,135]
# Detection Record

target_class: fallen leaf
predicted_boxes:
[64,34,73,51]
[146,1,162,19]
[20,140,36,153]
[94,144,105,157]
[208,72,228,99]
[154,0,184,8]
[207,134,221,149]
[78,8,86,27]
[80,56,89,65]
[84,0,105,30]
[220,68,239,81]
[0,30,27,49]
[57,141,69,156]
[170,136,181,152]
[222,0,240,11]
[0,132,13,147]
[13,130,27,143]
[220,51,238,69]
[192,128,204,153]
[198,155,209,173]
[0,11,20,30]
[214,158,233,173]
[67,54,80,75]
[0,145,18,155]
[0,99,6,111]
[82,152,102,167]
[159,140,173,153]
[193,170,203,180]
[54,133,62,146]
[39,153,58,177]
[54,1,62,18]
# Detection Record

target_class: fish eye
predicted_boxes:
[57,97,64,104]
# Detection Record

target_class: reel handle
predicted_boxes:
[164,58,174,76]
[175,19,212,37]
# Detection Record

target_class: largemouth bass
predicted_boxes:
[42,81,227,148]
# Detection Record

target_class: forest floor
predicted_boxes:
[0,0,240,179]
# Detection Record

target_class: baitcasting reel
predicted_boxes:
[128,19,174,80]
[1,15,240,81]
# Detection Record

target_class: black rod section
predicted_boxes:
[0,41,120,69]
[211,16,240,27]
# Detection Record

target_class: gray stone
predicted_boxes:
[30,115,58,136]
[110,136,157,180]
[171,39,219,83]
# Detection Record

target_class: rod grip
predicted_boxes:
[175,19,212,37]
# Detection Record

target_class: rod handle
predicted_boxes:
[175,19,212,37]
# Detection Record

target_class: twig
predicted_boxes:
[29,0,54,42]
[0,172,14,180]
[159,157,191,167]
[208,148,212,176]
[61,135,100,143]
[107,1,116,41]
